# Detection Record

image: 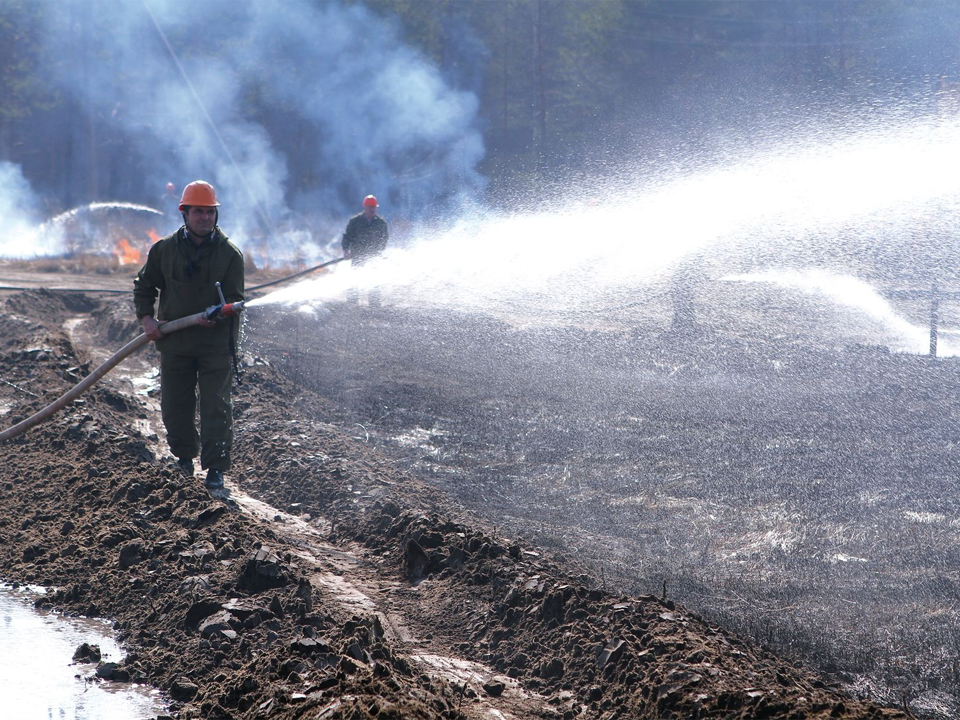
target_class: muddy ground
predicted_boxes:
[0,258,940,719]
[252,278,960,720]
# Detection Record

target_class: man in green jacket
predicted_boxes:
[133,180,245,490]
[341,194,388,306]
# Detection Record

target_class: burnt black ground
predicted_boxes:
[0,271,934,719]
[249,279,960,720]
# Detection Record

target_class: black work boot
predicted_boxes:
[176,458,195,476]
[205,469,224,490]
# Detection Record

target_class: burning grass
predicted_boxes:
[1,255,135,275]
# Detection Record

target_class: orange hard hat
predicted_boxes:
[363,195,378,208]
[179,180,220,210]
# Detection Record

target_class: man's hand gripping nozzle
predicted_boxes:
[204,281,247,322]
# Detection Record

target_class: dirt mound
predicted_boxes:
[0,288,911,719]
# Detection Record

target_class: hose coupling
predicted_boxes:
[204,301,246,322]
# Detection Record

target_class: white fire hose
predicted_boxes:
[0,301,245,443]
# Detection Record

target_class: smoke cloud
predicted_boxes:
[0,162,42,258]
[17,0,485,261]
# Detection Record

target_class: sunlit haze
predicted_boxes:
[250,112,960,356]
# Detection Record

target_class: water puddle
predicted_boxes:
[128,367,160,396]
[0,585,166,719]
[227,490,377,611]
[411,653,547,719]
[393,426,445,450]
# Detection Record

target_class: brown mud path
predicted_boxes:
[0,278,913,719]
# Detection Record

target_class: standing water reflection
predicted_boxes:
[0,586,165,719]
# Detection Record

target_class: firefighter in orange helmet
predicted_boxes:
[133,180,245,491]
[341,194,388,305]
[161,181,178,211]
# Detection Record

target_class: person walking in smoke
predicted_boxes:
[134,180,245,491]
[341,194,388,306]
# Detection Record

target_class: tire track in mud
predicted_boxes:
[225,488,551,719]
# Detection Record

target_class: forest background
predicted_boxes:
[1,0,958,230]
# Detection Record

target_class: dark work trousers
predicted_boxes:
[346,255,381,306]
[160,353,233,471]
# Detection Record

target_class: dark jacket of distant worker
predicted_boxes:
[133,180,244,491]
[342,194,388,264]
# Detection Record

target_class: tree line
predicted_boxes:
[366,0,955,203]
[1,0,953,213]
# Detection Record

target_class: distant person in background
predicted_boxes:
[134,180,245,491]
[341,194,388,306]
[161,181,178,212]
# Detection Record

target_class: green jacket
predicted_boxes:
[342,213,388,260]
[134,227,245,356]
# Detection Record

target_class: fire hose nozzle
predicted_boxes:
[204,301,246,322]
[220,301,245,318]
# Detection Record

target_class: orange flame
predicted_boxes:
[114,238,142,266]
[147,228,161,244]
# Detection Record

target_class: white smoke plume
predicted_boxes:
[0,162,43,258]
[20,0,485,262]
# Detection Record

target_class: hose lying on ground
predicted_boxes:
[246,256,346,292]
[0,257,343,441]
[0,256,347,295]
[0,306,242,443]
